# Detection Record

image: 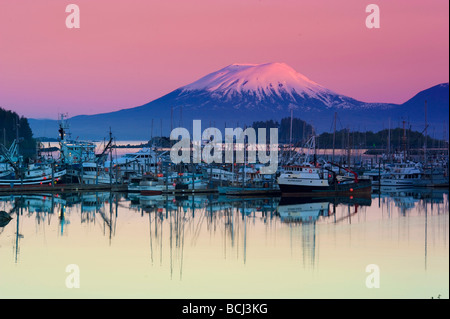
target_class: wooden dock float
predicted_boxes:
[0,183,128,194]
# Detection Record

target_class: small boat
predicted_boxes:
[174,173,209,190]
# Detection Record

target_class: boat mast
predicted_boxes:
[332,112,336,164]
[170,106,173,132]
[402,120,407,162]
[387,117,391,161]
[289,108,293,160]
[15,115,20,161]
[346,126,351,168]
[424,100,428,166]
[151,118,154,142]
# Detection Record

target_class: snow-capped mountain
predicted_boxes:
[183,62,340,105]
[29,63,448,140]
[177,62,378,111]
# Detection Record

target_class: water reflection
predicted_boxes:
[0,188,448,296]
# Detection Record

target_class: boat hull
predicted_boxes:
[141,189,163,196]
[0,170,67,186]
[278,180,372,197]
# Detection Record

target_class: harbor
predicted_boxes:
[1,112,448,299]
[1,111,447,302]
[1,115,448,199]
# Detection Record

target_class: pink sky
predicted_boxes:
[0,0,448,119]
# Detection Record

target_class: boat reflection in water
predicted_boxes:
[0,188,447,298]
[276,195,372,268]
[373,186,448,216]
[277,195,372,224]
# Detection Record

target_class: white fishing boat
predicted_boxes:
[420,166,449,187]
[128,174,174,195]
[0,163,66,186]
[105,147,168,174]
[206,167,236,183]
[0,140,19,179]
[140,178,174,195]
[79,162,115,185]
[175,173,209,190]
[379,161,423,187]
[277,161,372,196]
[362,164,391,186]
[58,114,97,165]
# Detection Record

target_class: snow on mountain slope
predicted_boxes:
[180,62,364,109]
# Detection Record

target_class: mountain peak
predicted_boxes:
[182,62,332,99]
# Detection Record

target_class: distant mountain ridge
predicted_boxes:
[28,63,449,140]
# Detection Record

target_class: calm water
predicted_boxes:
[0,189,448,299]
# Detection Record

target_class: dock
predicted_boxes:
[0,183,128,194]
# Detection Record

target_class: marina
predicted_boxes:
[2,116,448,198]
[1,118,448,298]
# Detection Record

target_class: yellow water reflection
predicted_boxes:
[0,189,448,299]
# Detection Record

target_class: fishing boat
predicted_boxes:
[277,134,371,196]
[127,174,174,195]
[379,161,423,187]
[79,162,115,185]
[420,166,449,187]
[0,163,66,187]
[277,162,372,196]
[362,164,390,186]
[58,114,97,166]
[0,140,19,179]
[0,128,67,187]
[176,175,208,190]
[140,180,172,195]
[128,176,143,192]
[105,147,168,175]
[205,167,236,183]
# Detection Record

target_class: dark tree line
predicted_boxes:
[0,107,36,158]
[317,128,445,150]
[251,117,446,149]
[251,117,314,144]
